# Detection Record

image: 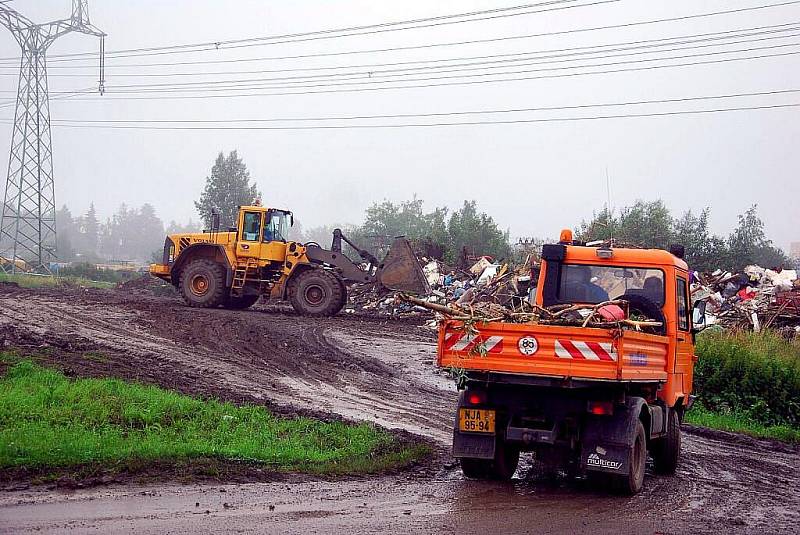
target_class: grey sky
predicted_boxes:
[1,0,798,249]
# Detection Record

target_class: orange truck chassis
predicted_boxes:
[438,233,699,494]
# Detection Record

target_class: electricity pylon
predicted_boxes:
[0,0,104,273]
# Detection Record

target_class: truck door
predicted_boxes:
[237,210,263,260]
[674,274,694,397]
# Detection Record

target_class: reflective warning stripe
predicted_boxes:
[444,332,503,354]
[555,340,617,361]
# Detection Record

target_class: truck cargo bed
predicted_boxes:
[438,319,669,382]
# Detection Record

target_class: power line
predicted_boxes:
[1,0,796,67]
[82,30,800,92]
[22,89,800,124]
[0,0,613,63]
[7,22,797,80]
[0,103,796,130]
[62,43,800,99]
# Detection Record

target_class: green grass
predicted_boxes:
[0,360,425,476]
[0,272,115,289]
[685,402,800,443]
[691,329,800,443]
[694,329,800,428]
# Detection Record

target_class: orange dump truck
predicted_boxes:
[439,231,700,493]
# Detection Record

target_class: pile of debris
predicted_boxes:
[342,255,537,318]
[691,265,800,334]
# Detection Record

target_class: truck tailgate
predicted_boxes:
[438,320,669,382]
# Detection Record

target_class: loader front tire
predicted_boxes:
[179,259,227,308]
[288,269,344,317]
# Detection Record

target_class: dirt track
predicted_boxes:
[1,285,798,534]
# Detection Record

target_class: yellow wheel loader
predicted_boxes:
[149,205,429,315]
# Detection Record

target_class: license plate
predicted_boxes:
[459,408,496,434]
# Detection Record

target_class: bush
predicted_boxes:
[694,330,800,428]
[57,262,138,283]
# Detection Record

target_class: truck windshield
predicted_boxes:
[264,210,289,242]
[558,264,665,306]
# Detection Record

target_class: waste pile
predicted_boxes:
[345,249,799,337]
[344,254,664,333]
[691,265,800,334]
[343,255,536,318]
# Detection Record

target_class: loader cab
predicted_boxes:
[235,206,293,263]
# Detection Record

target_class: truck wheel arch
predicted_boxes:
[171,243,234,287]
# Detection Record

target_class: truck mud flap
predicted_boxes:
[580,397,646,476]
[452,429,496,459]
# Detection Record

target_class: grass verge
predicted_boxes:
[0,360,427,480]
[685,402,800,444]
[0,272,115,289]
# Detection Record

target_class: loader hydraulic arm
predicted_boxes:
[331,228,379,266]
[303,229,430,294]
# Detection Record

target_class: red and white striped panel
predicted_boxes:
[444,332,504,354]
[554,340,617,361]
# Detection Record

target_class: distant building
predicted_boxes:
[791,242,800,261]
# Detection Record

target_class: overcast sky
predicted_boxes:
[0,0,798,249]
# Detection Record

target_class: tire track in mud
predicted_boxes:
[0,287,454,439]
[1,287,798,534]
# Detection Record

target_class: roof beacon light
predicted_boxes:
[559,229,573,244]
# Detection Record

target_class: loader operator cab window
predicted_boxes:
[242,212,262,241]
[263,210,289,243]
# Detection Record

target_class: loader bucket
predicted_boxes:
[378,238,430,295]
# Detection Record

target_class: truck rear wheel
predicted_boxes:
[614,420,646,494]
[288,269,345,317]
[460,437,519,481]
[179,259,227,308]
[651,409,681,474]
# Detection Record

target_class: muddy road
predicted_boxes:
[1,285,798,534]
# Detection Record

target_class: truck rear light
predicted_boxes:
[587,400,614,415]
[467,391,486,406]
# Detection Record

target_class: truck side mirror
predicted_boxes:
[211,212,220,233]
[691,300,707,333]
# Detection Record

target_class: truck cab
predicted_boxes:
[440,231,698,493]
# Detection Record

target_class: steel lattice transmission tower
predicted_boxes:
[0,0,104,273]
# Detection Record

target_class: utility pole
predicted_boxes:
[0,0,104,273]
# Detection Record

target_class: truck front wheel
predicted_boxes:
[651,409,681,474]
[179,259,227,308]
[460,437,519,481]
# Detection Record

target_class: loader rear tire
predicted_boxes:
[224,294,259,310]
[651,408,681,475]
[179,259,227,308]
[288,269,344,317]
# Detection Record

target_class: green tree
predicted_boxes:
[446,200,510,264]
[55,205,75,261]
[577,200,673,249]
[84,203,99,254]
[195,151,260,229]
[726,205,790,270]
[672,208,727,272]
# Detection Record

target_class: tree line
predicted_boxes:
[54,150,793,272]
[576,200,791,272]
